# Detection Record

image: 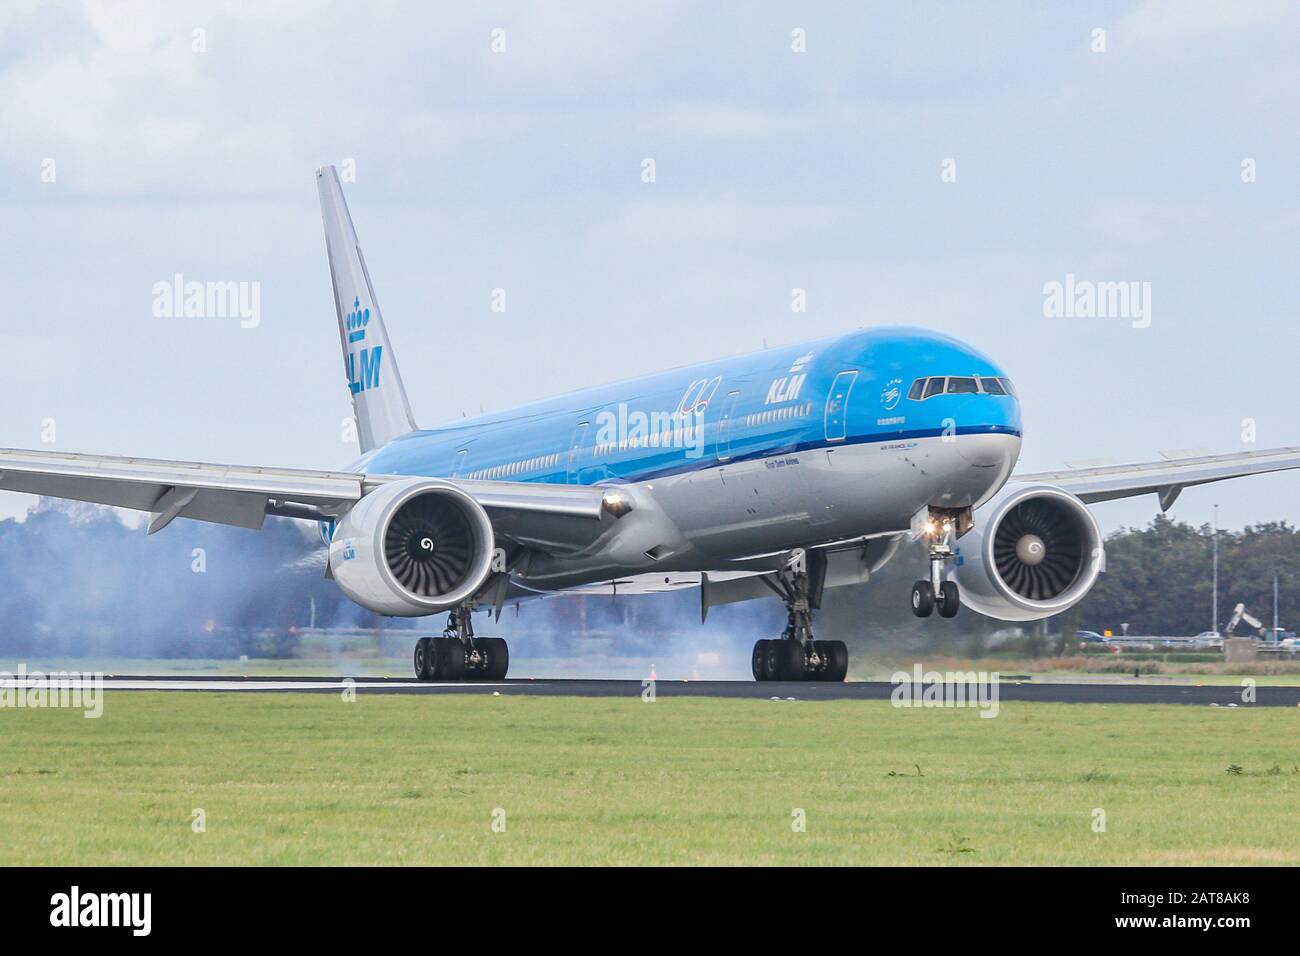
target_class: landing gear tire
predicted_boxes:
[815,640,848,682]
[751,553,856,682]
[422,606,510,681]
[762,641,783,681]
[752,637,848,682]
[478,636,509,680]
[414,637,435,681]
[937,580,960,618]
[911,580,935,618]
[828,640,849,681]
[916,512,965,621]
[434,637,466,680]
[775,639,806,681]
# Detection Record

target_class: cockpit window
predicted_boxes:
[909,374,1015,400]
[946,377,978,394]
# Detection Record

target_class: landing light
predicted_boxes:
[601,490,634,518]
[924,519,952,538]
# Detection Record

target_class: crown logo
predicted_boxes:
[346,297,370,343]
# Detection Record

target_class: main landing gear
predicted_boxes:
[413,605,509,681]
[751,557,848,682]
[912,525,960,619]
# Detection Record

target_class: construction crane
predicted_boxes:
[1223,603,1291,641]
[1224,602,1264,637]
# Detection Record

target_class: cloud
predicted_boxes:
[1121,0,1291,40]
[2,0,1299,543]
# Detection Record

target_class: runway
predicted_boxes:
[8,674,1300,706]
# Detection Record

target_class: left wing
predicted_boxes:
[1015,446,1300,511]
[0,448,609,550]
[0,447,363,531]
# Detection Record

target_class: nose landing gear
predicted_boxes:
[912,522,961,618]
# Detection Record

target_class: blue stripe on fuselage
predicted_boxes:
[359,326,1022,484]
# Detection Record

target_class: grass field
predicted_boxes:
[2,692,1298,865]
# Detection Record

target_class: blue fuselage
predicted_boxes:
[360,326,1022,488]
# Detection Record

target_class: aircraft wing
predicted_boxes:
[1016,446,1300,511]
[0,448,610,547]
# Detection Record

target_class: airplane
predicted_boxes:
[5,164,1300,683]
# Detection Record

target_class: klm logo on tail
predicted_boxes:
[345,297,383,394]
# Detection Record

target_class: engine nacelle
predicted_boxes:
[328,478,495,617]
[952,483,1104,622]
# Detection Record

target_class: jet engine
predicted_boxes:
[952,483,1104,622]
[327,478,496,617]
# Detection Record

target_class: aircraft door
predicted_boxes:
[567,421,590,484]
[716,390,740,461]
[824,370,858,442]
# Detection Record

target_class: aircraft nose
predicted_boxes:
[957,431,1022,469]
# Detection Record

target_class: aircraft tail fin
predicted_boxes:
[316,165,417,453]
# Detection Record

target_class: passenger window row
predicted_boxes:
[907,376,1015,401]
[596,422,705,457]
[466,396,819,479]
[744,401,813,428]
[469,452,563,481]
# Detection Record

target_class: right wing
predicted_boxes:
[1016,446,1300,511]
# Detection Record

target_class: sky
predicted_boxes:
[1,0,1298,533]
